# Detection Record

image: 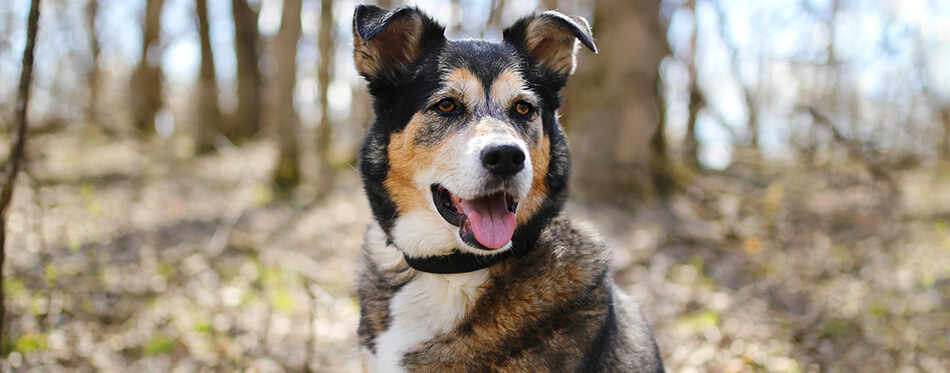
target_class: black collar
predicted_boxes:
[404,249,515,274]
[403,233,534,274]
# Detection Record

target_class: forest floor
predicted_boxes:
[3,128,949,372]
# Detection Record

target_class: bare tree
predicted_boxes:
[1,0,41,342]
[563,0,673,206]
[315,0,336,197]
[272,0,302,190]
[482,0,507,37]
[195,0,221,153]
[85,0,101,126]
[130,0,165,135]
[682,0,703,169]
[231,0,263,140]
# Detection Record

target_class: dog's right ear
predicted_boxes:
[352,5,445,83]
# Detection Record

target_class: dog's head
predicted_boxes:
[353,5,596,258]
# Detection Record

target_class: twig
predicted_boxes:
[205,172,254,257]
[0,0,41,355]
[799,106,897,192]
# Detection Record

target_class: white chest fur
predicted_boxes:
[369,269,489,372]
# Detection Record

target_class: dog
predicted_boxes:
[351,5,664,372]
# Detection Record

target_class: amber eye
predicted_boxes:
[515,101,532,116]
[436,98,456,113]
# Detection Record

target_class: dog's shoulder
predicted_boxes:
[533,216,664,371]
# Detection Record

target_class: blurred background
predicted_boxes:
[1,0,949,371]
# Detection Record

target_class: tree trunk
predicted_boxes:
[683,0,702,169]
[482,0,506,37]
[744,81,759,153]
[563,0,672,207]
[942,107,950,160]
[2,0,41,344]
[85,0,101,127]
[272,0,302,191]
[130,0,164,136]
[684,83,702,169]
[315,0,336,197]
[195,0,221,153]
[231,0,262,140]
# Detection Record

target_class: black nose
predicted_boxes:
[481,145,525,178]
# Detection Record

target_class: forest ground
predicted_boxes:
[3,128,949,372]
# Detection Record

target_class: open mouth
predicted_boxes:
[431,184,519,250]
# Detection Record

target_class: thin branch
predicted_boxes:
[800,106,896,192]
[0,0,42,352]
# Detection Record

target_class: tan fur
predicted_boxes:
[518,134,551,224]
[385,113,440,214]
[443,68,485,108]
[489,69,530,106]
[524,18,578,76]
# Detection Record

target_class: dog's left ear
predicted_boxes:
[503,11,597,85]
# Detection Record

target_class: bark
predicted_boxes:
[683,81,703,169]
[1,0,41,343]
[195,0,221,153]
[272,0,302,191]
[683,0,702,169]
[315,0,336,197]
[130,0,165,135]
[231,0,263,140]
[85,0,101,126]
[563,0,672,206]
[942,108,950,160]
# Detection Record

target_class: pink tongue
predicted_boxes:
[459,193,516,250]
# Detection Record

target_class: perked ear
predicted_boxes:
[503,11,597,84]
[352,5,445,82]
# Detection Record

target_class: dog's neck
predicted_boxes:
[397,224,541,274]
